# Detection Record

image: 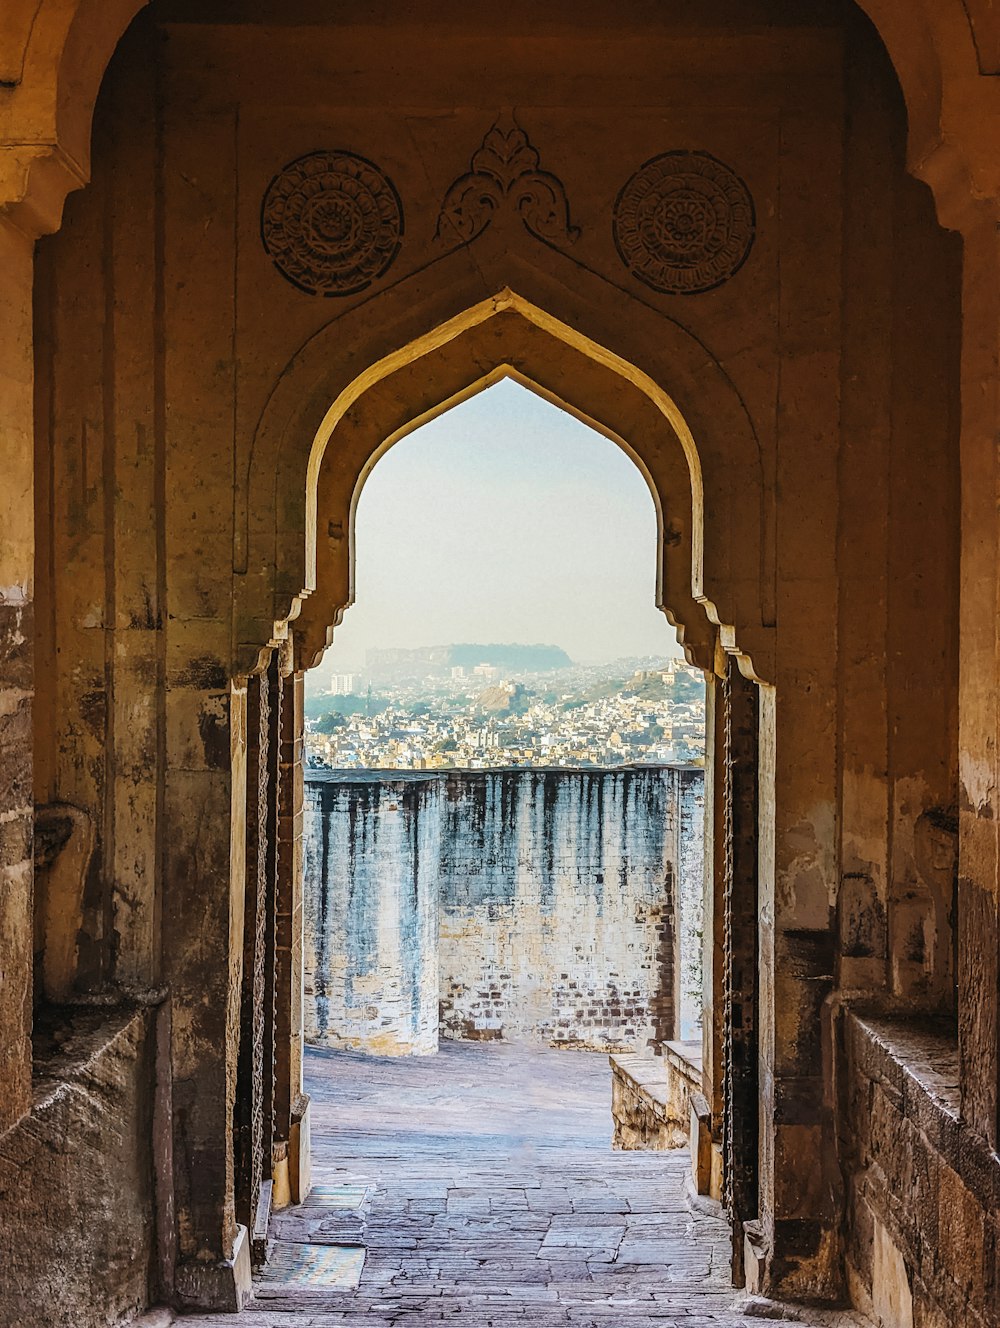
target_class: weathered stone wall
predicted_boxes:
[0,1005,159,1328]
[610,1043,702,1151]
[303,767,703,1054]
[840,1011,995,1328]
[303,774,441,1056]
[24,0,965,1310]
[438,768,702,1050]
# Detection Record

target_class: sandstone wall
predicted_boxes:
[0,1005,160,1328]
[840,1012,996,1328]
[27,0,964,1306]
[303,767,703,1055]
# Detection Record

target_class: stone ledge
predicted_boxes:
[843,1009,1000,1328]
[31,1001,150,1100]
[847,1011,964,1176]
[665,1037,703,1082]
[610,1041,701,1151]
[0,1002,158,1328]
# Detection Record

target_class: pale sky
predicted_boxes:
[314,378,683,679]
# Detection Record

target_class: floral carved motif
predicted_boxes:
[613,152,755,295]
[436,114,579,249]
[261,150,404,297]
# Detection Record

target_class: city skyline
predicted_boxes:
[311,378,683,691]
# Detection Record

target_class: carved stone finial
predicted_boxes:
[261,150,404,297]
[436,113,579,250]
[613,151,755,295]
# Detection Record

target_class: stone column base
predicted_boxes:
[290,1094,312,1204]
[173,1223,252,1312]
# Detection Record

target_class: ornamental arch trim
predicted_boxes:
[240,277,771,687]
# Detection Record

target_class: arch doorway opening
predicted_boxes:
[235,376,763,1320]
[302,377,708,1061]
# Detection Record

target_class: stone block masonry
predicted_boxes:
[303,766,704,1055]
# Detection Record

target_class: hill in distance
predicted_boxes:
[365,643,572,677]
[447,643,571,671]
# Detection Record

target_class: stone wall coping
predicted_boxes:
[610,1047,702,1106]
[664,1039,703,1076]
[30,1002,153,1113]
[845,1011,1000,1214]
[610,1053,670,1110]
[305,764,703,785]
[848,1011,959,1116]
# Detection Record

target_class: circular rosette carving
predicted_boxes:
[613,151,755,295]
[261,151,404,297]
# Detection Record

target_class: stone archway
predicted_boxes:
[7,4,972,1323]
[236,282,771,1297]
[241,280,771,686]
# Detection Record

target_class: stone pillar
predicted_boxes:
[702,673,726,1138]
[759,701,841,1302]
[0,218,36,1133]
[235,664,276,1242]
[262,653,281,1205]
[835,35,893,1001]
[103,35,163,991]
[955,212,1000,1149]
[273,666,309,1207]
[756,100,843,1302]
[166,678,251,1311]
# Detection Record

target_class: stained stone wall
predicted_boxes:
[303,767,703,1055]
[0,1005,160,1328]
[303,774,441,1056]
[438,768,703,1050]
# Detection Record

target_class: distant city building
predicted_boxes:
[306,655,706,772]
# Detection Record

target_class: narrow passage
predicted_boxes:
[199,1043,860,1327]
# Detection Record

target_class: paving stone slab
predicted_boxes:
[189,1044,864,1328]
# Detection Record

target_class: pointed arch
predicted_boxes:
[241,280,772,685]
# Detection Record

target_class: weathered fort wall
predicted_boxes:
[303,766,703,1055]
[303,774,442,1056]
[0,1005,159,1328]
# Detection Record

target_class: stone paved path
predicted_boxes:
[193,1042,865,1327]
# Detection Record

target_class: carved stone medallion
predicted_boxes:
[437,113,578,250]
[261,151,404,297]
[613,152,755,295]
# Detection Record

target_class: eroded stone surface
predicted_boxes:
[0,1005,157,1328]
[303,768,704,1056]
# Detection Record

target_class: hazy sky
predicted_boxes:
[315,378,683,678]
